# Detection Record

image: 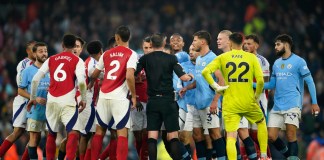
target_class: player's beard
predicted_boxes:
[275,48,285,57]
[36,55,47,63]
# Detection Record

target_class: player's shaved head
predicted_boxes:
[63,34,77,49]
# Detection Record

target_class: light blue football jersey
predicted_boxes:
[181,60,196,106]
[173,72,187,112]
[175,51,190,63]
[195,51,217,110]
[271,54,310,111]
[20,64,50,121]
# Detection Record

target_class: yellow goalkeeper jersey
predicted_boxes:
[202,49,264,113]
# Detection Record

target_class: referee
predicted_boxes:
[135,33,193,160]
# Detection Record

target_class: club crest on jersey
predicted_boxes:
[287,64,292,69]
[281,64,285,69]
[202,62,206,66]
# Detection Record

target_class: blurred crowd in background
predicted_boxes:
[0,0,323,159]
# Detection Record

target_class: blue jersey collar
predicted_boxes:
[282,53,294,60]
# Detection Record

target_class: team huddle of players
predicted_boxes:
[0,25,319,160]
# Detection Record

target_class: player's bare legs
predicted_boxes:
[179,130,192,156]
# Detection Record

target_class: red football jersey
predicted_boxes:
[48,52,80,97]
[96,46,137,99]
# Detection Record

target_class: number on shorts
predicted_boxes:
[226,62,250,82]
[54,63,67,82]
[107,60,120,80]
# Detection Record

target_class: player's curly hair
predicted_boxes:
[275,34,294,50]
[87,40,103,55]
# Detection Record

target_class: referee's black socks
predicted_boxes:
[147,138,157,160]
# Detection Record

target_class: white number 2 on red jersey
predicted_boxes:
[54,63,67,81]
[107,60,120,80]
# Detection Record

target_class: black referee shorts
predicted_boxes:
[146,96,179,132]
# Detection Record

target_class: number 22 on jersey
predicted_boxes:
[226,62,249,82]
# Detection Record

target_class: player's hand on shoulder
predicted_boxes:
[78,101,86,113]
[26,99,37,112]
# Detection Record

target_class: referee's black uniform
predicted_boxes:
[135,51,186,132]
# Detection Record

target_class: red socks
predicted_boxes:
[84,148,91,160]
[100,142,111,160]
[91,134,104,160]
[46,133,57,160]
[117,136,128,160]
[0,139,13,157]
[21,147,29,160]
[109,139,117,160]
[66,133,80,160]
[79,153,85,160]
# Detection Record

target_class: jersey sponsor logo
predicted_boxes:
[276,72,293,79]
[287,64,292,69]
